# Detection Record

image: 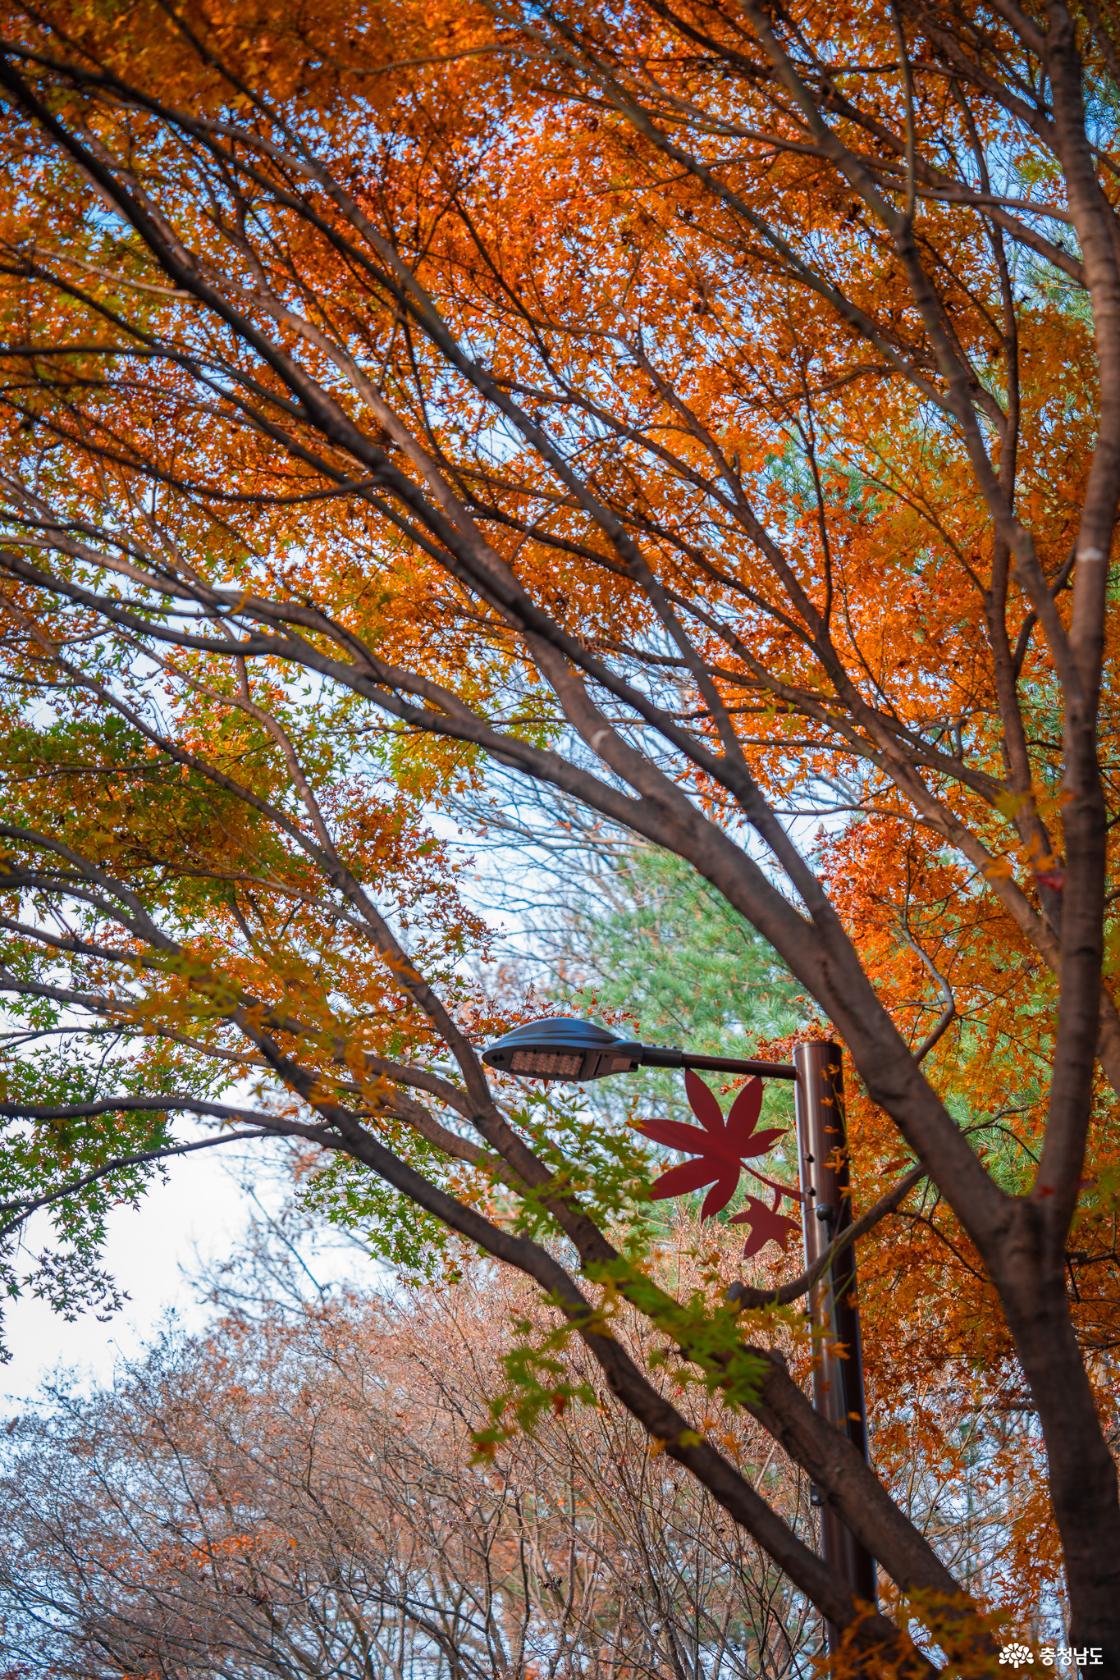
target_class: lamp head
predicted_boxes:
[481,1016,643,1082]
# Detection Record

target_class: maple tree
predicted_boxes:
[0,1238,813,1679]
[0,0,1119,1671]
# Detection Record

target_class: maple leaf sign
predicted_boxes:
[635,1070,801,1260]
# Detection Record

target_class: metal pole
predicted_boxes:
[793,1040,877,1653]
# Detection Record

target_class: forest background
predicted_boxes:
[0,1,1119,1675]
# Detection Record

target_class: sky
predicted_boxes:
[1,1146,256,1410]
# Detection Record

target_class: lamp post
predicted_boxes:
[481,1016,877,1649]
[791,1040,878,1633]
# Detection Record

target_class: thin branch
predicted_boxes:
[726,1163,927,1310]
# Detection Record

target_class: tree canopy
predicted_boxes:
[1,0,1120,1671]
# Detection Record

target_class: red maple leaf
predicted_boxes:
[728,1192,801,1260]
[635,1070,788,1219]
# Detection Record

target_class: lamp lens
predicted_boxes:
[508,1049,585,1078]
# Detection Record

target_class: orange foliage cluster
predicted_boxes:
[1,0,1120,1667]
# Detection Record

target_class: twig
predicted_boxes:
[727,1164,927,1310]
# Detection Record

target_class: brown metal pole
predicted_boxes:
[793,1040,877,1653]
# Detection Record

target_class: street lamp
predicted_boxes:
[481,1015,799,1082]
[481,1016,877,1649]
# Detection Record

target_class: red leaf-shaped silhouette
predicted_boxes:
[636,1117,726,1155]
[648,1157,724,1200]
[700,1166,742,1220]
[726,1079,763,1148]
[738,1126,787,1158]
[742,1162,803,1202]
[638,1071,795,1222]
[684,1068,726,1136]
[728,1192,801,1260]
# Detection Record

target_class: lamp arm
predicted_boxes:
[636,1045,797,1080]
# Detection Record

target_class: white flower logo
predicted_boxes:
[999,1646,1034,1669]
